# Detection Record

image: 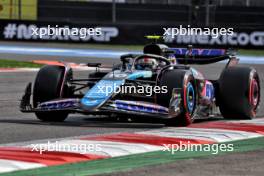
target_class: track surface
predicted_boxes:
[101,150,264,176]
[0,42,264,175]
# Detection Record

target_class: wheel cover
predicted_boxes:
[250,78,259,108]
[186,82,195,113]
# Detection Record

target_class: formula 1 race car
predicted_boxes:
[20,44,260,126]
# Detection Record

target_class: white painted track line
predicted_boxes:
[0,159,45,173]
[138,127,262,143]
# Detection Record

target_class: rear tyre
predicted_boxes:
[157,69,196,126]
[33,65,72,122]
[218,67,260,119]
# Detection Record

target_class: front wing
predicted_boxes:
[20,84,183,119]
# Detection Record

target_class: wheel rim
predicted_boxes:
[186,82,195,113]
[250,78,259,108]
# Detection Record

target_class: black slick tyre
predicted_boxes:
[157,69,196,126]
[33,65,72,122]
[218,67,260,119]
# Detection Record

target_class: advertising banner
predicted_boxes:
[0,20,264,49]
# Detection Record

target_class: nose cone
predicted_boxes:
[81,97,104,111]
[80,79,125,111]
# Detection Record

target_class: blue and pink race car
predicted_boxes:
[20,43,260,126]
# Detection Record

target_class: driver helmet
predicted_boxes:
[168,54,177,64]
[136,57,159,70]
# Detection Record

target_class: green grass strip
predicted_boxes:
[2,137,264,176]
[0,59,42,68]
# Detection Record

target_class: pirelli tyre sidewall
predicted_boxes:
[219,67,260,119]
[157,69,196,126]
[33,65,72,122]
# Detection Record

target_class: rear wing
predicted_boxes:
[171,47,237,65]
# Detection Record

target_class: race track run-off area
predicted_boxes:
[1,118,264,175]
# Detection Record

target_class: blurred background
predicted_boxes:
[1,0,264,27]
[0,0,264,49]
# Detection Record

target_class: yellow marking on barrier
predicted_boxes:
[0,0,37,20]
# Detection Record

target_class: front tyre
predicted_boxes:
[218,67,260,119]
[33,65,72,122]
[157,70,196,126]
